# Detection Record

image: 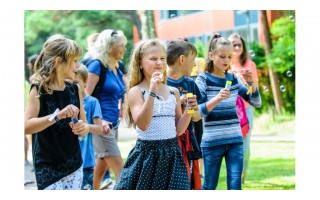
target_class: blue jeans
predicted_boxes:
[81,167,94,190]
[202,142,243,190]
[243,107,253,172]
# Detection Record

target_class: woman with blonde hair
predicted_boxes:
[85,29,127,189]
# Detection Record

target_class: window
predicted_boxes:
[234,10,258,26]
[160,10,203,20]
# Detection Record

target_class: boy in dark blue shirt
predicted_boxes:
[166,39,203,190]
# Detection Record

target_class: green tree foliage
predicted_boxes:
[194,39,207,58]
[269,17,295,73]
[251,42,275,114]
[24,10,136,78]
[269,16,295,114]
[251,16,295,114]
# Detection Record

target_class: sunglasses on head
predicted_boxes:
[111,30,118,37]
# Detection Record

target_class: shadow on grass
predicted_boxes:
[216,158,295,190]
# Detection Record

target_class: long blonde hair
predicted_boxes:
[125,39,167,128]
[33,34,82,96]
[91,29,127,68]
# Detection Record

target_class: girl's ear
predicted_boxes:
[208,51,214,61]
[54,57,62,66]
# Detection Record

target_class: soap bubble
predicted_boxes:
[289,15,295,22]
[262,85,269,92]
[280,85,286,92]
[286,71,292,77]
[249,50,255,57]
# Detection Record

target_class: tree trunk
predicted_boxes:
[260,10,284,114]
[140,10,156,40]
[140,10,148,40]
[145,10,156,39]
[120,10,142,40]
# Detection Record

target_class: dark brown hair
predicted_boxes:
[228,32,248,66]
[166,39,197,66]
[205,33,232,73]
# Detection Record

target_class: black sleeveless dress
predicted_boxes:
[31,82,83,190]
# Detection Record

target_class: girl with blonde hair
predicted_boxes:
[114,39,197,190]
[24,34,89,190]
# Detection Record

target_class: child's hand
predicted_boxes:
[70,120,89,136]
[180,94,187,113]
[149,72,163,93]
[59,104,79,119]
[180,94,187,107]
[187,94,198,111]
[217,88,231,101]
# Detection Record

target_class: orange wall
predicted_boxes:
[155,10,234,40]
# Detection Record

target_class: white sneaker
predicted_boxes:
[100,178,112,190]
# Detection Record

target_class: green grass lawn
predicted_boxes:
[116,140,295,190]
[215,141,295,190]
[116,114,295,190]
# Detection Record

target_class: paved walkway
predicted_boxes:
[24,121,294,190]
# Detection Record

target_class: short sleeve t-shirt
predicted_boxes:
[79,95,103,168]
[87,60,126,122]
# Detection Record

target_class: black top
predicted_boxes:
[31,81,82,190]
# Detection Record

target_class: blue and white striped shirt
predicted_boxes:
[195,72,261,147]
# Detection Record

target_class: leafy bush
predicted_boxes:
[251,16,295,114]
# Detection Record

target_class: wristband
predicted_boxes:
[148,92,157,98]
[48,108,60,122]
[53,115,60,122]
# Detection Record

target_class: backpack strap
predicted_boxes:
[86,59,106,100]
[87,60,124,100]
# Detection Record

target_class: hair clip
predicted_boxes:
[214,33,222,38]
